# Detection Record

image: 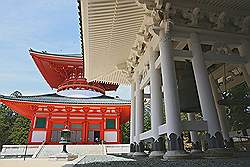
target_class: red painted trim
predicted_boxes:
[30,50,118,91]
[28,114,35,144]
[2,98,130,145]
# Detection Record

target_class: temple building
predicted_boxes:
[0,50,130,145]
[1,0,250,159]
[78,0,250,159]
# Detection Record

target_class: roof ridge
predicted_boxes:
[29,49,82,58]
[0,93,130,104]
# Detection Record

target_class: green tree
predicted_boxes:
[121,122,130,143]
[143,110,151,132]
[0,105,17,149]
[8,115,31,145]
[0,104,31,149]
[224,82,250,131]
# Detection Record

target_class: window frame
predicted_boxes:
[106,118,116,129]
[34,117,47,129]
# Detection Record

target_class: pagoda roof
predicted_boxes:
[29,49,118,92]
[0,93,130,105]
[30,49,83,89]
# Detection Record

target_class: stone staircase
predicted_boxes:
[0,144,130,159]
[0,145,39,158]
[36,145,106,158]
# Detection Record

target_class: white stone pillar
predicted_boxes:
[239,40,250,87]
[209,75,230,142]
[149,49,165,158]
[159,20,186,158]
[134,73,146,156]
[149,49,163,140]
[188,33,224,149]
[129,82,136,153]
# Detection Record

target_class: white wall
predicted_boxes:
[31,131,46,142]
[104,131,117,142]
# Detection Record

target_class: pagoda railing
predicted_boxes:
[57,78,105,94]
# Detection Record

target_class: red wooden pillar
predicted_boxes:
[101,107,106,142]
[83,107,88,144]
[82,120,85,144]
[116,107,121,143]
[28,114,35,144]
[45,112,52,143]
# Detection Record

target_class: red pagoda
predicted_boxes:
[0,50,130,145]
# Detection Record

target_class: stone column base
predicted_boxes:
[163,150,190,160]
[128,143,136,157]
[149,151,165,158]
[149,137,165,158]
[190,149,204,159]
[127,152,135,157]
[133,151,147,158]
[190,149,203,154]
[204,148,234,158]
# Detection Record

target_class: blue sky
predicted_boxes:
[0,0,130,100]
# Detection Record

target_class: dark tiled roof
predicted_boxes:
[29,49,82,58]
[0,93,130,105]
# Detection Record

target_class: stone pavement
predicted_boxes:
[0,159,66,167]
[74,156,250,167]
[1,156,250,167]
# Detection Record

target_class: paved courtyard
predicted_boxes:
[0,159,66,167]
[74,155,250,167]
[0,156,250,167]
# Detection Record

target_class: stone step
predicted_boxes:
[37,145,106,158]
[0,145,39,158]
[0,144,130,159]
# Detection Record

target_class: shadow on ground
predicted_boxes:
[74,157,250,167]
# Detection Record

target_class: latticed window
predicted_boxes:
[106,119,115,129]
[35,117,46,128]
[51,130,61,142]
[52,124,64,129]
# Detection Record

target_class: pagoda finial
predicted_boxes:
[10,91,22,98]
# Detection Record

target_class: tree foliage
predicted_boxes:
[121,121,130,143]
[8,115,31,145]
[224,82,250,131]
[0,104,31,149]
[0,105,17,148]
[143,110,151,132]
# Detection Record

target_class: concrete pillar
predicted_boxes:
[159,20,187,159]
[187,113,202,153]
[133,74,146,157]
[209,75,232,148]
[239,40,250,87]
[129,82,136,154]
[148,49,165,158]
[188,33,224,149]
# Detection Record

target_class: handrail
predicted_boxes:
[101,140,107,155]
[32,140,46,159]
[23,144,28,161]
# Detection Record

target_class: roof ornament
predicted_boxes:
[10,91,22,98]
[240,16,250,34]
[182,7,202,27]
[215,12,228,31]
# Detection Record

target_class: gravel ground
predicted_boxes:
[74,155,250,167]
